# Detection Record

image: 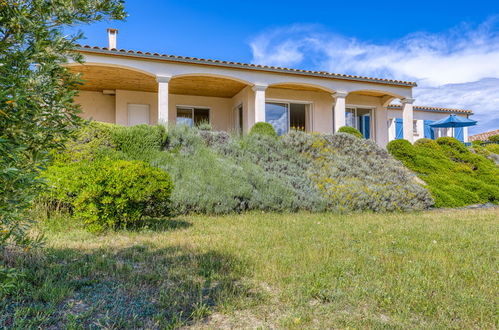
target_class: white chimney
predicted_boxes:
[107,28,118,49]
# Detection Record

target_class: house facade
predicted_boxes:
[70,30,473,146]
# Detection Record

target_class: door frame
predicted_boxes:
[345,104,376,139]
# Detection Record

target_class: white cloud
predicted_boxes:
[249,19,499,133]
[414,78,499,134]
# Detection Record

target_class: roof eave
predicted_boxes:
[74,46,418,88]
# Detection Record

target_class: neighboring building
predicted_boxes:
[469,129,499,142]
[69,29,473,147]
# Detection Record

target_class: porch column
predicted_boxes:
[156,75,171,125]
[332,91,348,132]
[252,84,268,124]
[401,98,415,142]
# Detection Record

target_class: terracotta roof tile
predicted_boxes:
[469,129,499,141]
[74,44,417,87]
[387,104,473,114]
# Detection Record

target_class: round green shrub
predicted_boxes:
[42,160,173,232]
[488,134,499,142]
[111,124,166,160]
[436,137,467,153]
[414,138,439,149]
[386,139,415,162]
[249,122,277,138]
[337,126,363,138]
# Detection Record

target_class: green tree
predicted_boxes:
[0,0,126,249]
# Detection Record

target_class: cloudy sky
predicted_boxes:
[249,19,499,134]
[73,1,499,134]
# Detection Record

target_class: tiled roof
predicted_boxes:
[75,45,417,87]
[387,104,473,115]
[469,129,499,141]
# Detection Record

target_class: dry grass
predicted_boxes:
[2,208,498,328]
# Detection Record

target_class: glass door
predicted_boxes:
[356,108,372,139]
[234,104,243,135]
[265,102,289,135]
[344,107,373,139]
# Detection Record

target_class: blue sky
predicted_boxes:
[71,0,499,134]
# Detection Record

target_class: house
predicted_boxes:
[69,29,473,146]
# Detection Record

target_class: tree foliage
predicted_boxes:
[0,0,126,248]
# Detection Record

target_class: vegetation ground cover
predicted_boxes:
[387,138,499,207]
[39,122,432,229]
[1,208,497,328]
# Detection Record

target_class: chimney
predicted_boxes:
[107,28,118,49]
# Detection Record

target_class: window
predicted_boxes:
[265,102,309,136]
[127,104,150,126]
[176,107,210,127]
[413,120,419,135]
[343,107,373,139]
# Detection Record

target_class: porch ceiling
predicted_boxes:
[70,65,158,92]
[169,76,247,98]
[69,65,248,98]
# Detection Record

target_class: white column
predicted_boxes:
[332,91,348,132]
[156,76,171,125]
[252,84,267,124]
[401,98,415,143]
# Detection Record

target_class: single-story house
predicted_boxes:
[69,29,473,146]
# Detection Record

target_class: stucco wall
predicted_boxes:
[115,89,158,125]
[75,91,115,123]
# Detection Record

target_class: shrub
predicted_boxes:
[488,134,499,142]
[337,126,363,138]
[41,160,173,232]
[110,124,167,162]
[436,137,468,153]
[485,143,499,155]
[471,140,484,146]
[162,127,325,214]
[300,133,433,211]
[249,122,277,138]
[388,135,499,207]
[414,138,438,148]
[386,139,416,164]
[51,121,116,164]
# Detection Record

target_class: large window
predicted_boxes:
[176,107,210,127]
[265,102,308,135]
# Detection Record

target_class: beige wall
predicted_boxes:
[75,91,115,123]
[115,89,158,125]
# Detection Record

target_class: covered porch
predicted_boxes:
[70,63,417,146]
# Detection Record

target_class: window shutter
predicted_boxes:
[454,127,464,142]
[424,120,435,139]
[395,118,403,139]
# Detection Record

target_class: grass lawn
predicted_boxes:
[2,208,498,328]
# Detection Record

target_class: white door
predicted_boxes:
[127,104,150,126]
